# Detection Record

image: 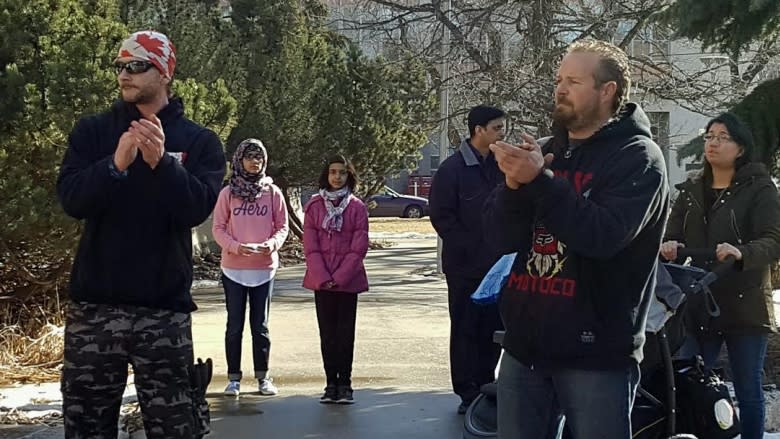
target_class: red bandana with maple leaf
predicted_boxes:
[116,31,176,78]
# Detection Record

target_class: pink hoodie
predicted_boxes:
[212,181,289,270]
[302,194,369,293]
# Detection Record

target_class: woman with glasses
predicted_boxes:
[212,138,289,397]
[660,113,780,439]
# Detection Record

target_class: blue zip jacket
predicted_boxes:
[430,140,504,279]
[486,103,669,369]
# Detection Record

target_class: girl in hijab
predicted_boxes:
[213,138,289,397]
[302,155,369,404]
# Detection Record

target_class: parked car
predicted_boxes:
[367,187,429,218]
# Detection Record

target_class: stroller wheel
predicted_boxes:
[463,393,497,438]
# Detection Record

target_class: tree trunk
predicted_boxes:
[288,207,304,240]
[277,182,304,240]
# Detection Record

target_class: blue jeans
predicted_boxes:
[699,333,767,439]
[497,352,639,439]
[222,274,272,381]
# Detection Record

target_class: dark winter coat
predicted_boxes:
[665,163,780,334]
[429,140,505,279]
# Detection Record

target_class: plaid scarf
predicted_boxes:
[319,187,351,233]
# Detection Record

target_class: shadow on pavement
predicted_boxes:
[207,387,464,439]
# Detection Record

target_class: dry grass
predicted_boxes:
[0,323,63,386]
[0,293,65,385]
[0,407,62,426]
[369,218,435,234]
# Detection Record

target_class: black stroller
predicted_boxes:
[463,250,739,439]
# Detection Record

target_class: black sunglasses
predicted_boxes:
[114,60,156,75]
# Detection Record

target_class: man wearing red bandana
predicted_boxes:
[57,30,225,438]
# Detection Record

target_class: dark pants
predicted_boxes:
[446,275,503,403]
[700,333,768,439]
[222,274,272,381]
[61,302,196,439]
[315,291,358,387]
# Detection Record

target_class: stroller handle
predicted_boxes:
[675,248,716,259]
[675,248,736,285]
[697,255,736,287]
[668,249,736,320]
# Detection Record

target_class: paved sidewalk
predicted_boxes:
[1,238,468,439]
[194,238,462,438]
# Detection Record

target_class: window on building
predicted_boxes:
[430,155,440,171]
[647,111,671,173]
[613,22,671,61]
[647,112,670,150]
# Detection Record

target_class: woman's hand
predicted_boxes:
[324,281,336,289]
[716,242,743,261]
[238,244,255,256]
[660,240,683,261]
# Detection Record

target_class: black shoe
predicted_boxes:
[457,400,471,414]
[336,385,354,404]
[319,385,337,404]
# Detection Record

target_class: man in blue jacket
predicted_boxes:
[57,31,225,438]
[429,105,506,414]
[487,40,669,438]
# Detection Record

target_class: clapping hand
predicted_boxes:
[130,115,166,169]
[490,133,554,189]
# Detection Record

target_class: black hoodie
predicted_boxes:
[57,98,226,313]
[486,103,669,370]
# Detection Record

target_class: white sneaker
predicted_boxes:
[224,380,240,396]
[258,378,278,395]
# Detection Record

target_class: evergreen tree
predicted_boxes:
[314,43,435,196]
[0,0,237,297]
[666,0,780,56]
[668,0,780,174]
[677,77,780,174]
[0,0,127,297]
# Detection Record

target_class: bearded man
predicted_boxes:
[485,40,670,439]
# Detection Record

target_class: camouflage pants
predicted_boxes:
[61,302,198,439]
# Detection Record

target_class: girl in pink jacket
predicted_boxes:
[303,155,369,404]
[212,138,289,397]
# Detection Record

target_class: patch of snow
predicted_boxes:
[191,279,220,290]
[0,382,61,412]
[368,232,437,239]
[774,290,780,327]
[0,376,137,417]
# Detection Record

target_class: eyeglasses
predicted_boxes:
[703,134,734,144]
[114,61,156,75]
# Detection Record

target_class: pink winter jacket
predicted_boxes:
[302,194,369,293]
[212,183,289,270]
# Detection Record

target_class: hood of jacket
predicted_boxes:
[676,162,773,191]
